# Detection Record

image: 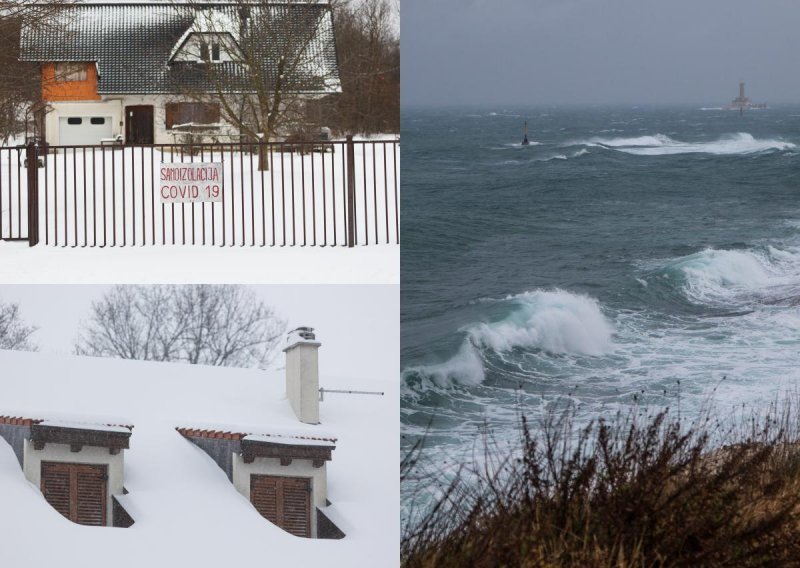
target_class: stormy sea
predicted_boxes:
[400,105,800,520]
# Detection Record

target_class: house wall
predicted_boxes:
[0,423,30,467]
[23,439,125,527]
[231,453,328,538]
[42,63,102,102]
[43,94,241,146]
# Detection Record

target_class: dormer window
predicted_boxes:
[199,40,221,62]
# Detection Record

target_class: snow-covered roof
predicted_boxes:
[19,2,342,95]
[0,349,398,566]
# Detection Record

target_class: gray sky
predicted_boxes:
[402,0,800,107]
[0,285,398,382]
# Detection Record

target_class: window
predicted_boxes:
[90,117,106,125]
[211,42,221,61]
[250,475,312,537]
[67,117,82,125]
[165,102,221,130]
[41,462,107,526]
[200,42,210,61]
[54,63,87,82]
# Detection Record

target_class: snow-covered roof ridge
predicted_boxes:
[243,433,335,447]
[0,413,134,431]
[178,426,336,445]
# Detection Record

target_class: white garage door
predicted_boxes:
[59,117,113,146]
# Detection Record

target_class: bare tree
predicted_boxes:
[75,285,286,368]
[0,299,37,351]
[306,0,399,135]
[173,0,341,168]
[0,1,75,143]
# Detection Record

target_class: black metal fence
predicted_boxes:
[0,137,399,248]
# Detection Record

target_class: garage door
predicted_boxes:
[250,475,312,537]
[59,116,113,146]
[41,461,107,526]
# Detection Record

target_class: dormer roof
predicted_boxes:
[168,9,242,62]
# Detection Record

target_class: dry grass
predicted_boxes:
[402,403,800,567]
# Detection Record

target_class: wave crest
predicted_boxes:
[403,290,615,390]
[467,290,614,356]
[655,246,800,304]
[581,133,794,156]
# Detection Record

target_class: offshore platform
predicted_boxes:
[727,82,767,111]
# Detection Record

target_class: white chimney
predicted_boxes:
[284,327,321,424]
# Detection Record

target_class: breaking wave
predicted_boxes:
[580,133,794,156]
[403,290,615,389]
[649,246,800,305]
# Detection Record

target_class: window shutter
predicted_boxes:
[251,475,279,524]
[251,475,311,538]
[166,104,177,130]
[41,462,71,520]
[75,465,106,526]
[41,462,107,526]
[282,478,311,538]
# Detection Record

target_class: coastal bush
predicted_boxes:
[402,403,800,567]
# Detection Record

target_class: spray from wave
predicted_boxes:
[403,290,615,389]
[580,133,794,156]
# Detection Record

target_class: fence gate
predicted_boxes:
[1,138,399,249]
[0,145,36,245]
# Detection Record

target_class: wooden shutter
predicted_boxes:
[166,103,177,130]
[41,462,71,520]
[282,478,312,537]
[251,475,311,538]
[75,465,107,526]
[41,462,107,526]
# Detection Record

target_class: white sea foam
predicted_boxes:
[538,149,588,162]
[404,342,486,389]
[467,290,615,357]
[585,132,794,156]
[664,246,800,304]
[589,134,678,147]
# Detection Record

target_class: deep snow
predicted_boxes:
[0,349,399,567]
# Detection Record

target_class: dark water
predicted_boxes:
[401,105,800,514]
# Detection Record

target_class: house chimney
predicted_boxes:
[284,327,321,424]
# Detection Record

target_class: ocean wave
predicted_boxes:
[651,246,800,305]
[539,149,589,162]
[402,342,486,390]
[403,290,615,390]
[468,290,614,355]
[578,133,794,156]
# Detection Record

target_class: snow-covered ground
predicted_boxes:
[0,241,398,283]
[0,347,399,566]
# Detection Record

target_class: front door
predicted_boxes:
[125,105,154,145]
